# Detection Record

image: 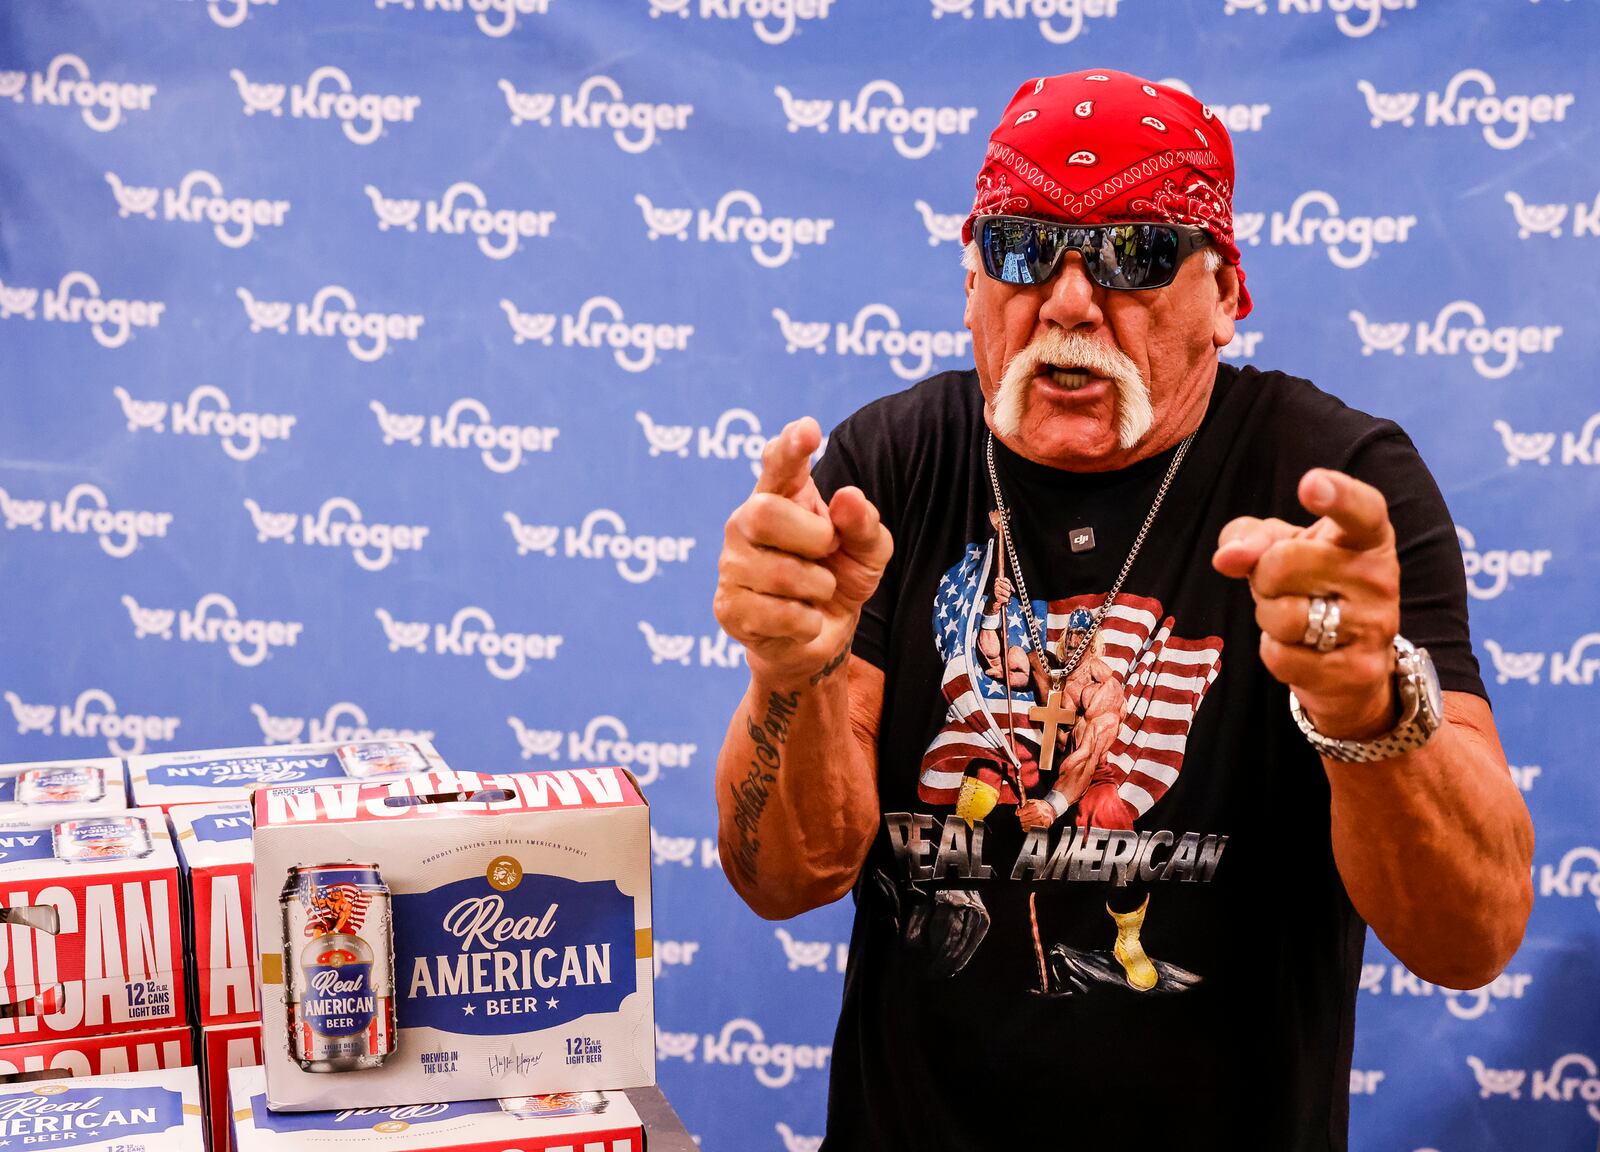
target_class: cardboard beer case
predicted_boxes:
[0,808,187,1042]
[171,802,259,1025]
[0,759,127,819]
[0,1065,205,1149]
[253,767,654,1110]
[0,1023,191,1079]
[202,1019,263,1152]
[128,741,448,810]
[229,1065,643,1152]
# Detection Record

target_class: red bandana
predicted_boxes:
[962,69,1252,319]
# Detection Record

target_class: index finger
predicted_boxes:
[754,417,822,498]
[1299,468,1393,552]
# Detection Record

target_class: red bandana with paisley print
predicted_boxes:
[962,68,1253,318]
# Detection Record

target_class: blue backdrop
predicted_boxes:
[2,2,1596,1149]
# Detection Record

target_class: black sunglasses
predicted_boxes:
[975,215,1213,292]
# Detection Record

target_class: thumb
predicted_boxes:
[826,487,893,604]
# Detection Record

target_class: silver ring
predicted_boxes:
[1316,599,1341,653]
[1302,596,1329,646]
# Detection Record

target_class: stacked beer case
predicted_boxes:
[0,757,206,1147]
[235,764,655,1150]
[0,747,657,1150]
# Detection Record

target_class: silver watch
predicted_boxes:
[1289,635,1443,763]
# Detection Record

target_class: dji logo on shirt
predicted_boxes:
[1070,526,1095,553]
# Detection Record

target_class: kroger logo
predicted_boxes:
[238,285,423,362]
[1508,763,1541,792]
[374,0,554,38]
[1455,525,1550,601]
[1223,0,1412,38]
[1468,1051,1600,1124]
[652,938,700,978]
[651,827,722,870]
[1482,634,1600,686]
[774,928,846,974]
[365,181,555,260]
[1539,846,1600,912]
[929,0,1120,44]
[370,398,559,474]
[635,191,833,268]
[649,0,834,43]
[1357,69,1574,150]
[635,409,826,479]
[191,0,279,28]
[774,81,977,159]
[1494,413,1600,468]
[499,75,692,153]
[105,169,290,249]
[1156,78,1272,134]
[505,509,695,584]
[1218,330,1264,362]
[774,304,972,381]
[1347,303,1560,379]
[3,688,180,757]
[0,272,165,348]
[913,200,964,246]
[639,622,749,669]
[500,296,692,372]
[1504,189,1600,240]
[230,66,421,145]
[251,701,435,746]
[1239,191,1416,269]
[121,592,303,668]
[377,606,563,680]
[0,482,172,559]
[243,496,429,571]
[506,715,696,787]
[695,1019,830,1089]
[0,53,156,131]
[1359,962,1533,1021]
[114,385,297,462]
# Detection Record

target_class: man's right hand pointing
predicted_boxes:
[713,417,894,689]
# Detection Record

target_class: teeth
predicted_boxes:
[1048,367,1090,390]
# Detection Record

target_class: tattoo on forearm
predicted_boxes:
[729,689,800,887]
[809,645,850,687]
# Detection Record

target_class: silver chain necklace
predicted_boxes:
[984,429,1194,687]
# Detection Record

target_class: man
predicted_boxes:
[713,69,1532,1150]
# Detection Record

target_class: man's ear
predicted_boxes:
[963,267,977,330]
[1212,262,1240,349]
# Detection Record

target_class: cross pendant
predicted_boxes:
[1029,682,1077,779]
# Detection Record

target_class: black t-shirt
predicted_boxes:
[809,365,1483,1152]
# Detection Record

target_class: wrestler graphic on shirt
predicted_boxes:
[1017,609,1137,832]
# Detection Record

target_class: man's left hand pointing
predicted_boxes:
[1212,468,1403,742]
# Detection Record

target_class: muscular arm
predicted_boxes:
[716,655,885,921]
[1324,691,1533,989]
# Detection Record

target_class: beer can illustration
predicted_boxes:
[281,864,397,1072]
[335,741,429,780]
[52,816,153,861]
[499,1092,610,1119]
[18,765,105,806]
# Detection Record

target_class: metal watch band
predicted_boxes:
[1289,637,1440,763]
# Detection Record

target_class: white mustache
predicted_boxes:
[992,330,1152,450]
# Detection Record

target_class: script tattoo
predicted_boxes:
[808,645,849,686]
[729,689,800,885]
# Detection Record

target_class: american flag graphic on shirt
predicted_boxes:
[920,539,1224,820]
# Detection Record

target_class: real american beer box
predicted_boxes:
[128,741,448,809]
[202,1019,264,1152]
[253,767,654,1110]
[0,1023,191,1079]
[229,1065,644,1152]
[0,1065,205,1150]
[0,808,187,1043]
[0,759,127,819]
[170,801,260,1025]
